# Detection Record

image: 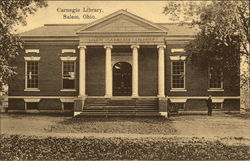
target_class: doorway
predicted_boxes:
[113,62,132,96]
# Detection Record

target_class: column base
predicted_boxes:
[132,94,139,98]
[104,94,112,98]
[78,95,86,98]
[73,97,85,117]
[160,112,168,118]
[157,95,165,98]
[74,112,81,117]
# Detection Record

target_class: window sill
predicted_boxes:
[208,89,224,92]
[24,88,40,92]
[170,89,187,92]
[60,89,77,92]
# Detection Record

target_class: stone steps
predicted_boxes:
[80,98,160,116]
[79,111,161,117]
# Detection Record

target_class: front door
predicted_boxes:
[113,62,132,96]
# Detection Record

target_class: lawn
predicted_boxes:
[46,116,177,135]
[1,113,250,160]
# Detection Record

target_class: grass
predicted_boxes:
[1,134,249,160]
[46,116,177,135]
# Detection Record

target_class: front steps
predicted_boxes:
[79,98,160,117]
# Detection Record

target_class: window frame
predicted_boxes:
[171,60,186,90]
[61,60,76,90]
[212,103,223,110]
[208,64,224,90]
[25,60,40,91]
[25,102,39,110]
[173,103,185,110]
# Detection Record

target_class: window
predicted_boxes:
[212,103,222,110]
[169,103,185,112]
[173,103,185,110]
[26,102,39,110]
[209,64,223,89]
[62,61,75,89]
[172,61,185,89]
[62,102,74,110]
[25,61,39,89]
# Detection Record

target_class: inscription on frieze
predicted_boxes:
[86,37,156,43]
[80,36,165,45]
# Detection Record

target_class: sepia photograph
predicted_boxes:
[0,0,249,160]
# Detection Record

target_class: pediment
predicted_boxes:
[77,10,167,33]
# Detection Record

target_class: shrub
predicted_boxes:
[1,135,249,160]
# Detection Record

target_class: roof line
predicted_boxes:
[42,22,193,26]
[44,24,86,26]
[76,9,168,33]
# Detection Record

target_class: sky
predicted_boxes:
[16,1,172,33]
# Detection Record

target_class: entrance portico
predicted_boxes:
[76,9,168,99]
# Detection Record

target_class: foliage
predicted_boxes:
[0,0,47,91]
[1,135,249,160]
[163,1,249,88]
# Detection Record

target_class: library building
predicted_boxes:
[8,10,240,116]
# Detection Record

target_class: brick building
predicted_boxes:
[8,10,240,116]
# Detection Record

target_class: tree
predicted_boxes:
[163,1,249,110]
[163,1,249,86]
[0,0,47,91]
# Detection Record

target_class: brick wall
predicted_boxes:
[165,44,240,97]
[9,45,79,96]
[86,47,105,96]
[8,98,25,110]
[138,47,158,96]
[39,99,62,110]
[8,43,240,111]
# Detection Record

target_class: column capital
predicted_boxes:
[157,45,166,49]
[104,45,113,49]
[131,45,139,49]
[78,45,87,49]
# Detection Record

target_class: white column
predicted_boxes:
[78,45,86,97]
[104,45,112,97]
[131,45,139,97]
[157,45,166,97]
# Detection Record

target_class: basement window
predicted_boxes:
[26,102,39,110]
[212,103,222,110]
[172,103,185,110]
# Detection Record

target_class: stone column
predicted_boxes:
[157,45,166,97]
[104,45,112,97]
[131,45,139,97]
[78,45,86,97]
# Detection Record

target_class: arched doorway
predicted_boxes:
[113,62,132,96]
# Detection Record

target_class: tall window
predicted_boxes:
[172,61,185,89]
[25,61,39,89]
[209,64,223,89]
[62,61,75,89]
